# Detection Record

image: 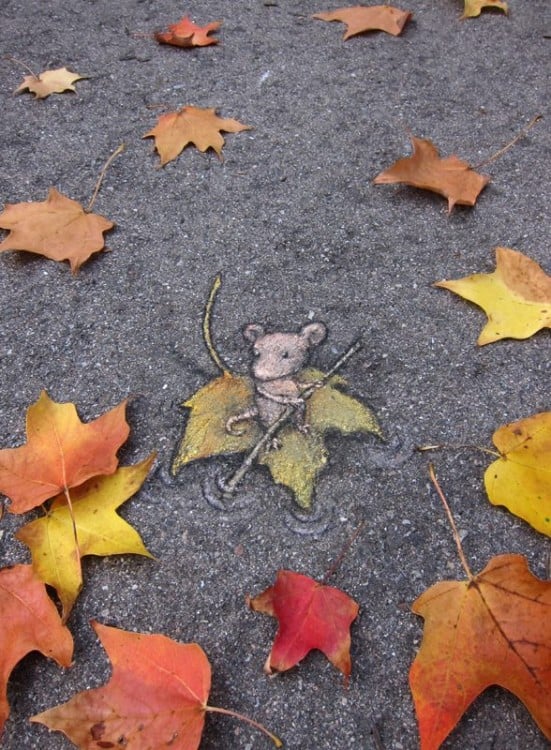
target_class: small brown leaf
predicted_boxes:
[374,135,490,211]
[144,106,252,166]
[15,67,86,99]
[0,188,114,273]
[313,5,412,39]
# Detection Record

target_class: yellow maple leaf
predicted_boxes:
[143,106,252,166]
[462,0,508,19]
[435,247,551,345]
[15,67,86,99]
[484,412,551,537]
[0,188,114,273]
[16,456,155,621]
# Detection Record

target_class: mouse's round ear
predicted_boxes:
[301,322,327,347]
[243,324,265,343]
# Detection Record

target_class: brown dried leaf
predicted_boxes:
[313,5,412,38]
[374,135,490,212]
[15,67,85,99]
[0,188,114,273]
[144,106,252,166]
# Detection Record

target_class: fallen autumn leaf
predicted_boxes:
[435,247,551,345]
[374,135,490,211]
[313,5,412,38]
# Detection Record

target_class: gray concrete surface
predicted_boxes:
[0,0,549,748]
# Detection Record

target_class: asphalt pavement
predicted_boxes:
[0,1,550,748]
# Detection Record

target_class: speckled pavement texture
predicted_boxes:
[0,1,549,748]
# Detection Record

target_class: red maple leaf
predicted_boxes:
[155,16,221,47]
[249,570,359,682]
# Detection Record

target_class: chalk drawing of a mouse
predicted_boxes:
[226,322,327,440]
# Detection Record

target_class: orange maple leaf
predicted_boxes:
[144,106,252,166]
[155,16,221,47]
[0,187,114,273]
[0,564,73,736]
[410,554,551,749]
[374,135,490,211]
[15,67,86,99]
[32,621,282,749]
[0,391,129,514]
[313,5,412,38]
[249,570,359,682]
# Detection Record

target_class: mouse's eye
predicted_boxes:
[253,349,260,357]
[282,351,289,359]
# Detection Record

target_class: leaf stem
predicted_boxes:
[473,114,542,170]
[323,521,366,583]
[5,55,39,79]
[205,704,283,747]
[202,274,229,374]
[86,143,125,213]
[428,464,472,580]
[220,338,363,496]
[416,443,500,458]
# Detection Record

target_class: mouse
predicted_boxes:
[226,322,327,442]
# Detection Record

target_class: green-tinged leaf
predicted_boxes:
[302,369,382,437]
[172,372,260,473]
[172,367,381,508]
[260,427,327,510]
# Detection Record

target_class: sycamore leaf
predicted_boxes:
[0,391,129,514]
[144,106,252,166]
[173,369,380,509]
[155,16,221,47]
[462,0,508,19]
[0,187,114,273]
[15,67,85,99]
[374,135,490,212]
[435,247,551,345]
[0,564,73,736]
[410,554,551,749]
[484,412,551,536]
[249,570,359,682]
[313,5,412,39]
[33,621,282,749]
[16,456,155,621]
